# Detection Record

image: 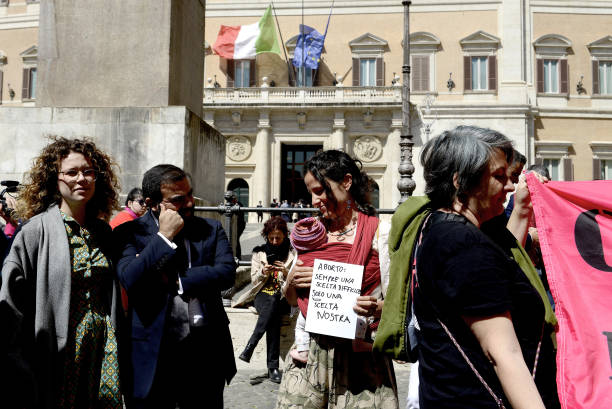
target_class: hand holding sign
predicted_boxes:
[354,295,381,317]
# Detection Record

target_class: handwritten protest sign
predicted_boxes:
[305,259,364,339]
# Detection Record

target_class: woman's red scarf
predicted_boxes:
[296,212,381,330]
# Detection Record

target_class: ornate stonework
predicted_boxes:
[226,135,252,162]
[353,136,382,162]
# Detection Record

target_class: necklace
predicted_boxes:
[329,224,356,237]
[328,213,358,237]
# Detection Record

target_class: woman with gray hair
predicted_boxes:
[411,126,558,408]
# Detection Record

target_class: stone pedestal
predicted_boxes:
[15,0,224,206]
[37,0,205,118]
[0,106,225,208]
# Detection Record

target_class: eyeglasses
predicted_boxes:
[135,199,146,206]
[58,168,98,181]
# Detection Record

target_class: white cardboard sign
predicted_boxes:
[304,259,364,339]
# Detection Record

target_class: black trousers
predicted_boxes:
[247,291,286,369]
[128,327,226,409]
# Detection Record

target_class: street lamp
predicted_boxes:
[397,0,415,204]
[420,93,436,142]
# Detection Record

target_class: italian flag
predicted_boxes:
[212,5,280,60]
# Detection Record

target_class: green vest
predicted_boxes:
[373,197,557,359]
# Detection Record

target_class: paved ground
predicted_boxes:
[224,364,412,409]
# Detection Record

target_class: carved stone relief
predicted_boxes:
[226,135,252,162]
[353,136,382,162]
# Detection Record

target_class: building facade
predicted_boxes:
[2,1,612,218]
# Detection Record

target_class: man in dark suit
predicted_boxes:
[114,164,237,409]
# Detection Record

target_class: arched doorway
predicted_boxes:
[228,178,249,223]
[371,181,380,209]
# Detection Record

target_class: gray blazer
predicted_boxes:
[0,205,122,409]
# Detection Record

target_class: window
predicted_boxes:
[409,32,440,93]
[537,59,568,94]
[22,68,37,100]
[460,31,500,93]
[588,36,612,95]
[535,141,573,181]
[597,61,612,94]
[590,142,612,180]
[412,55,430,92]
[542,159,560,181]
[223,59,255,88]
[471,57,488,91]
[359,58,376,86]
[543,60,559,93]
[234,60,250,88]
[349,33,389,87]
[534,35,571,95]
[296,66,313,87]
[20,45,37,101]
[600,160,612,180]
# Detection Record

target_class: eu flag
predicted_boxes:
[292,25,325,69]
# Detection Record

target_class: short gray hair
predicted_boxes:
[421,125,514,209]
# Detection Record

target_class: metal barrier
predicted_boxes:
[194,191,396,266]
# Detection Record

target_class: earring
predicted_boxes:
[346,199,352,210]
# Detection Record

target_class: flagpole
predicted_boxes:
[271,1,296,86]
[324,0,334,37]
[301,0,305,87]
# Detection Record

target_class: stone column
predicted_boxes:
[499,0,528,103]
[331,111,346,151]
[253,112,271,213]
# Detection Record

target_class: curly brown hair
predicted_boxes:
[17,136,120,221]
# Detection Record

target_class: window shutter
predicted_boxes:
[593,158,602,180]
[352,58,360,86]
[488,55,497,92]
[411,57,419,90]
[563,157,573,181]
[536,59,544,93]
[249,60,256,87]
[560,59,568,94]
[313,68,320,86]
[22,68,30,99]
[376,57,384,86]
[535,157,543,166]
[226,59,235,88]
[463,56,471,91]
[412,55,429,92]
[0,70,3,105]
[421,55,430,91]
[593,60,599,95]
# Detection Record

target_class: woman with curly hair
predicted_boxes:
[276,150,397,409]
[0,137,123,409]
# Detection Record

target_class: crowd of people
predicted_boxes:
[0,125,561,409]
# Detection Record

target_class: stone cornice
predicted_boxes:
[205,0,500,17]
[0,11,38,30]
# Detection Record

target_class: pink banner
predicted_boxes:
[527,174,612,409]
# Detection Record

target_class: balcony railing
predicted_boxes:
[203,86,402,105]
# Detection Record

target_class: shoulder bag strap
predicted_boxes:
[414,214,507,409]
